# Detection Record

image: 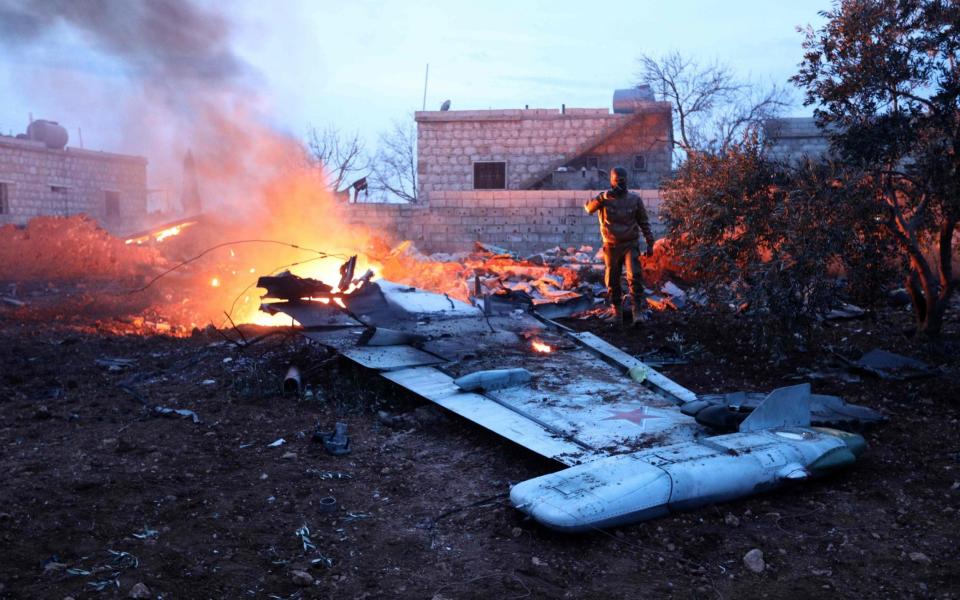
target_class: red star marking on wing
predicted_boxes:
[602,407,663,425]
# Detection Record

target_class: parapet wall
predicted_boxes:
[343,190,664,256]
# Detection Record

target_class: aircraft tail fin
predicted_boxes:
[739,384,811,432]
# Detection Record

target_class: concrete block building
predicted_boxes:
[414,88,673,198]
[343,89,674,254]
[0,122,148,233]
[763,117,831,163]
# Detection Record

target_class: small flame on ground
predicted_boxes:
[646,298,672,311]
[531,340,553,353]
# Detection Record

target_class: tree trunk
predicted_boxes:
[906,272,927,327]
[919,299,946,337]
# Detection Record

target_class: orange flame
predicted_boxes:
[531,340,553,353]
[124,221,197,245]
[646,298,672,312]
[155,222,193,242]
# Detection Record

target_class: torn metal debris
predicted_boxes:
[682,388,885,431]
[314,422,350,456]
[846,348,938,381]
[283,365,302,396]
[154,406,201,424]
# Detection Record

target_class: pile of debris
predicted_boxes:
[372,240,694,319]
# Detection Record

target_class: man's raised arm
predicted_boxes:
[584,191,606,214]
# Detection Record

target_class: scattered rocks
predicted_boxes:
[511,527,523,538]
[724,513,740,527]
[743,549,765,574]
[291,569,314,586]
[282,452,297,460]
[908,551,931,564]
[531,556,546,567]
[128,582,151,599]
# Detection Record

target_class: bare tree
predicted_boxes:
[305,125,369,193]
[371,119,418,203]
[636,51,790,156]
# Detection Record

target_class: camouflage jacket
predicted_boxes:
[583,189,654,247]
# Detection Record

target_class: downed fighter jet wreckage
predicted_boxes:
[257,257,882,533]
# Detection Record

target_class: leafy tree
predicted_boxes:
[793,0,960,336]
[661,138,890,351]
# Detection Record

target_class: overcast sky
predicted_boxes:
[0,0,829,164]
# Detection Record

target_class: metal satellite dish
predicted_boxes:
[440,100,451,111]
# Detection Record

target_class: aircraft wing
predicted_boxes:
[264,280,701,466]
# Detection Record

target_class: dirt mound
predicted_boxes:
[0,216,164,281]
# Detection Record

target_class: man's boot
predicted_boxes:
[631,296,650,326]
[601,303,623,322]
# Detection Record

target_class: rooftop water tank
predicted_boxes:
[613,86,655,114]
[26,119,69,150]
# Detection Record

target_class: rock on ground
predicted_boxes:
[743,549,765,574]
[128,582,151,599]
[291,570,314,586]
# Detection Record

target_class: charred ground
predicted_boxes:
[0,295,958,599]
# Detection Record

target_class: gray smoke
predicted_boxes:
[0,0,247,83]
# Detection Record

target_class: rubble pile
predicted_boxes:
[0,216,165,281]
[373,239,693,317]
[372,240,598,303]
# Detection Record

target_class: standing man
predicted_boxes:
[584,166,655,325]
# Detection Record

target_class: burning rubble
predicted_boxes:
[0,206,701,337]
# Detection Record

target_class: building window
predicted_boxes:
[0,183,8,214]
[104,191,120,223]
[633,154,647,171]
[50,185,70,215]
[584,156,599,170]
[473,162,506,190]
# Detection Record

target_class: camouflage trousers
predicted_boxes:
[603,242,645,308]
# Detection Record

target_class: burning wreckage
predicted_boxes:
[257,257,881,533]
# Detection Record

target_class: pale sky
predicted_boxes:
[0,0,830,177]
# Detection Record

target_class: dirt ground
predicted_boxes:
[0,288,958,599]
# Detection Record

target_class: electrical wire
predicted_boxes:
[125,239,350,295]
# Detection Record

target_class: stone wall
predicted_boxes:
[343,190,664,256]
[0,136,148,232]
[415,104,672,197]
[764,117,831,163]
